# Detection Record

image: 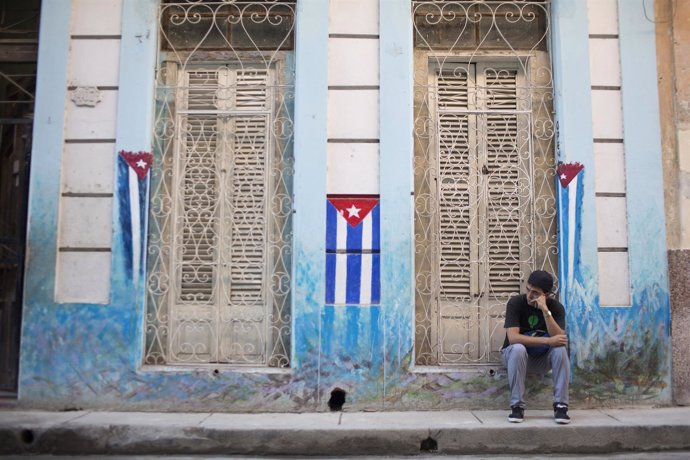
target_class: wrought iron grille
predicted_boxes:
[145,0,295,367]
[412,1,558,365]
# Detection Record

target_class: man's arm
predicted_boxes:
[506,294,567,348]
[535,295,566,338]
[506,327,567,347]
[504,295,567,348]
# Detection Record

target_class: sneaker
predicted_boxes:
[554,402,571,424]
[508,405,524,423]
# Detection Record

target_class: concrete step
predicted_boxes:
[2,407,690,456]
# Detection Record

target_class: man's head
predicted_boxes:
[526,270,553,305]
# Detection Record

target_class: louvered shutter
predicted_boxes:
[170,67,272,364]
[435,66,480,362]
[480,67,523,297]
[437,69,475,301]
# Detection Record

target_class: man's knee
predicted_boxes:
[549,346,569,363]
[505,343,528,362]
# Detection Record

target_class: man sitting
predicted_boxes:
[501,270,570,424]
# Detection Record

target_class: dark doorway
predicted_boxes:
[0,0,40,395]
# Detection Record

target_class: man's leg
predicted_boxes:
[549,346,570,405]
[502,344,528,407]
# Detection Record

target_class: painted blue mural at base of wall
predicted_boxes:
[17,289,670,412]
[17,158,671,412]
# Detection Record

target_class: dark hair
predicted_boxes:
[528,270,554,294]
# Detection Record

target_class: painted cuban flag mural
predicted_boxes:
[118,150,153,280]
[556,161,585,297]
[326,195,380,306]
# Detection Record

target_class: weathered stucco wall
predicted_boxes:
[656,0,690,405]
[16,0,673,412]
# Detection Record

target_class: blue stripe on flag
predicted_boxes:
[139,175,148,277]
[371,253,380,303]
[347,215,363,250]
[573,173,584,284]
[117,157,133,279]
[346,254,362,304]
[325,253,336,304]
[346,216,363,304]
[326,201,338,251]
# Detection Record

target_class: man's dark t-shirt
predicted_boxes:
[502,294,566,350]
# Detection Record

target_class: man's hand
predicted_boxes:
[548,334,568,347]
[534,294,548,312]
[535,295,566,338]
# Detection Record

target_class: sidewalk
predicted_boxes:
[1,407,690,456]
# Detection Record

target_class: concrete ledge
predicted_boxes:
[2,408,690,456]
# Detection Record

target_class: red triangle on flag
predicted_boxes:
[556,162,584,188]
[328,196,379,227]
[119,150,153,180]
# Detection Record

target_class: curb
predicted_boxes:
[2,409,690,456]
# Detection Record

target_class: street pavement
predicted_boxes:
[1,407,690,456]
[3,455,690,460]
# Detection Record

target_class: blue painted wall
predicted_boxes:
[17,0,671,411]
[21,0,69,315]
[19,0,70,401]
[379,0,415,386]
[552,0,671,402]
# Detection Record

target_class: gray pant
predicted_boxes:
[501,343,570,408]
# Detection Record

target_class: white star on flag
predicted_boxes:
[346,204,361,218]
[136,159,147,169]
[556,161,584,188]
[327,196,378,227]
